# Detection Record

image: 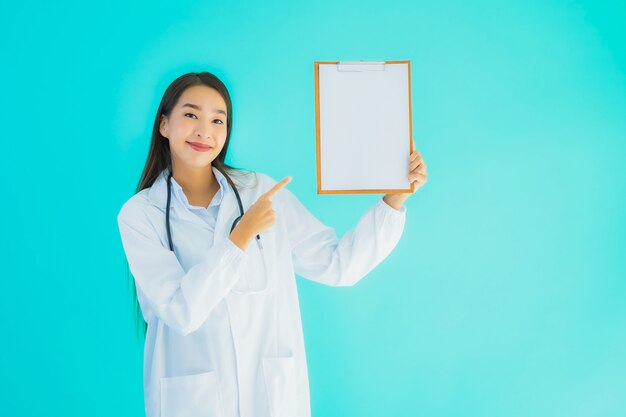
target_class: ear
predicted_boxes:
[159,115,168,137]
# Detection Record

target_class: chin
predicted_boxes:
[180,158,216,170]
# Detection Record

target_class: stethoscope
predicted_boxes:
[165,170,269,294]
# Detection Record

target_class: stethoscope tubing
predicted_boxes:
[165,170,267,293]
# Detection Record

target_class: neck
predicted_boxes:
[171,162,217,197]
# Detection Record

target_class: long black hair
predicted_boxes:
[126,71,254,340]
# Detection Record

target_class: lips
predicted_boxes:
[187,142,213,151]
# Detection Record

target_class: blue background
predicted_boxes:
[1,0,625,415]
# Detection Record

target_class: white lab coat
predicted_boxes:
[117,168,406,417]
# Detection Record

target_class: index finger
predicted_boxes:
[263,176,292,200]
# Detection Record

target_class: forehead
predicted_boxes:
[177,85,227,111]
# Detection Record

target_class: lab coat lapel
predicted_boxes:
[213,178,240,245]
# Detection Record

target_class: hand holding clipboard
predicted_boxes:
[314,60,428,208]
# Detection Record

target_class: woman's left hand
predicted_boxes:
[383,138,428,210]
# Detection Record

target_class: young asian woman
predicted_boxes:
[117,71,428,417]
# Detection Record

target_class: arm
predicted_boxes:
[117,201,249,336]
[278,188,406,287]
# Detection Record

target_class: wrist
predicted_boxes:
[383,194,408,210]
[229,224,254,250]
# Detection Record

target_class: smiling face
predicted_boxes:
[159,85,228,171]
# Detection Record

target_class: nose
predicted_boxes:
[194,123,213,141]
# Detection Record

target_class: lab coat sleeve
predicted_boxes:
[117,200,249,336]
[279,188,406,286]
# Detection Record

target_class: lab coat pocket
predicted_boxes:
[232,229,275,294]
[160,371,224,417]
[262,355,297,417]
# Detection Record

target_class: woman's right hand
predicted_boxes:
[229,176,292,250]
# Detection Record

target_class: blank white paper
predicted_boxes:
[317,61,412,192]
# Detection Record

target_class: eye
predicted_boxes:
[184,113,197,119]
[214,119,225,125]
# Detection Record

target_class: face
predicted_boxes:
[159,85,228,171]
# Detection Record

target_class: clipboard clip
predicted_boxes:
[337,61,386,72]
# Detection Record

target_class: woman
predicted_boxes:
[117,71,428,417]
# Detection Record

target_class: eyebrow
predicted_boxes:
[181,103,227,116]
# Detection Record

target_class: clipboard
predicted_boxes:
[314,60,414,194]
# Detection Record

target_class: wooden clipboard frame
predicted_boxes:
[314,60,415,195]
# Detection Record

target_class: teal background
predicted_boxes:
[1,0,625,415]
